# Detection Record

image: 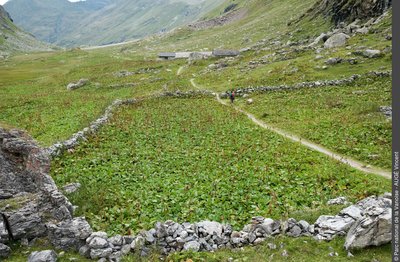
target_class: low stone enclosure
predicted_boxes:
[0,88,392,260]
[220,71,392,98]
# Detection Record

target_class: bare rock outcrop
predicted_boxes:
[0,128,92,258]
[301,0,392,25]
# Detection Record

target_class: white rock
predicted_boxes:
[324,33,350,48]
[28,250,57,262]
[196,221,223,237]
[89,237,109,249]
[345,210,391,250]
[183,241,201,251]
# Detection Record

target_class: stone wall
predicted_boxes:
[220,71,391,98]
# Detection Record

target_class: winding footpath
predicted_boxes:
[190,78,391,179]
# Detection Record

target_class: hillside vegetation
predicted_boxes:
[0,5,52,57]
[4,0,226,47]
[0,0,392,261]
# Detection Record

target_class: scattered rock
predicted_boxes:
[0,243,11,258]
[28,250,57,262]
[361,49,383,58]
[324,33,349,48]
[67,79,89,91]
[246,99,254,104]
[355,27,369,34]
[327,197,350,205]
[62,183,81,194]
[379,106,392,119]
[325,57,342,65]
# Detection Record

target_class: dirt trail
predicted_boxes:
[190,78,391,179]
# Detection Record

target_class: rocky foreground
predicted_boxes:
[0,128,392,261]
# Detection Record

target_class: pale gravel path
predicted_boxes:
[190,78,391,179]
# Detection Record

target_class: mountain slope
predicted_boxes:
[0,5,52,57]
[4,0,226,47]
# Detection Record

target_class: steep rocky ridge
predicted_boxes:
[0,5,52,57]
[299,0,392,25]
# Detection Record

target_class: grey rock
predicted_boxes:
[28,250,58,262]
[155,222,168,238]
[62,183,81,194]
[298,220,310,231]
[355,27,369,34]
[340,205,363,220]
[327,196,349,205]
[90,248,113,259]
[267,243,277,250]
[309,33,328,47]
[78,245,91,258]
[0,243,11,258]
[325,57,342,65]
[109,235,124,246]
[67,79,89,91]
[287,225,302,237]
[122,236,134,245]
[281,250,289,257]
[121,244,131,255]
[87,232,108,243]
[144,230,155,244]
[109,251,123,260]
[248,232,257,243]
[254,218,279,235]
[345,209,391,250]
[324,33,350,48]
[183,241,201,251]
[196,221,223,237]
[362,49,383,58]
[314,215,355,240]
[130,236,144,250]
[382,192,392,199]
[254,238,266,245]
[47,217,92,251]
[89,237,109,249]
[379,106,392,119]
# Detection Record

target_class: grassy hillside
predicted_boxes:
[0,0,392,261]
[4,0,227,47]
[0,5,52,57]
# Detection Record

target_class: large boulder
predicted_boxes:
[0,129,73,242]
[344,195,392,250]
[0,128,92,251]
[324,33,350,48]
